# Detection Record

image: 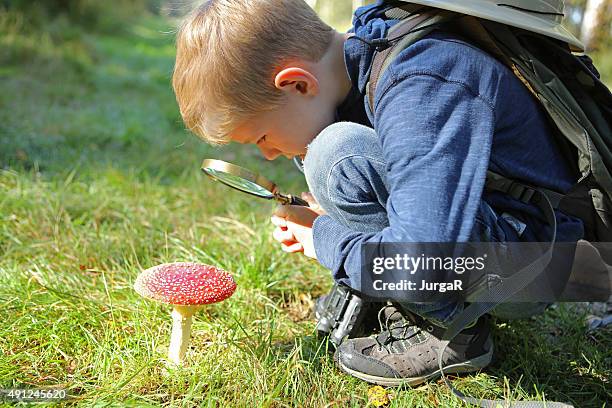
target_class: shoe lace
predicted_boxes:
[374,305,424,353]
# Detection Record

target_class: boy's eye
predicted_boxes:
[257,135,267,145]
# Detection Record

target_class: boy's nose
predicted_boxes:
[258,146,281,161]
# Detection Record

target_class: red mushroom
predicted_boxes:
[134,262,236,365]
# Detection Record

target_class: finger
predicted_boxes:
[273,204,289,218]
[282,242,304,253]
[273,227,295,244]
[270,215,288,228]
[301,192,314,201]
[300,192,318,206]
[274,204,307,219]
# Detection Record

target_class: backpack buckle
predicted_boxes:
[508,183,536,204]
[370,38,391,52]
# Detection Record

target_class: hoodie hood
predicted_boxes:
[335,2,401,124]
[343,2,401,95]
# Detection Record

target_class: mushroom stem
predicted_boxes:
[168,305,197,365]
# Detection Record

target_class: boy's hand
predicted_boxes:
[301,192,327,216]
[271,204,319,260]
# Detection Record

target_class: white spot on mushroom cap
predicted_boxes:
[134,262,237,305]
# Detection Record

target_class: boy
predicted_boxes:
[172,0,584,386]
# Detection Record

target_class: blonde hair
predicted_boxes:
[172,0,335,145]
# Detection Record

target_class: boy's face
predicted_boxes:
[229,64,339,161]
[231,96,336,161]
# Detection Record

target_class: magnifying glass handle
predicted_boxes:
[286,195,309,207]
[276,194,309,207]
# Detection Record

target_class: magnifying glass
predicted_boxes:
[201,159,309,206]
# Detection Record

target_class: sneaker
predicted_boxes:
[334,305,493,387]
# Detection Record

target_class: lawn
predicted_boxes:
[0,12,610,408]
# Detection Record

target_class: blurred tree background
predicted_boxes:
[0,0,609,171]
[0,0,164,31]
[0,0,609,173]
[1,0,610,80]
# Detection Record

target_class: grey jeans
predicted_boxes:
[303,122,548,325]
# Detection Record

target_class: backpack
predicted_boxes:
[361,3,612,406]
[366,4,612,243]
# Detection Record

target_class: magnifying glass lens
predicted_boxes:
[201,159,308,206]
[203,168,274,198]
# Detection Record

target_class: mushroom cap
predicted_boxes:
[134,262,236,305]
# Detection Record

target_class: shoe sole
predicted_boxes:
[336,337,494,387]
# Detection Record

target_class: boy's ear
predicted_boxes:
[274,67,319,96]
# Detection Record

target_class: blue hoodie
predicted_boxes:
[312,2,584,287]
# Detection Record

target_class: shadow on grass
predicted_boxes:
[489,305,610,407]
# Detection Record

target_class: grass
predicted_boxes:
[0,9,610,408]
